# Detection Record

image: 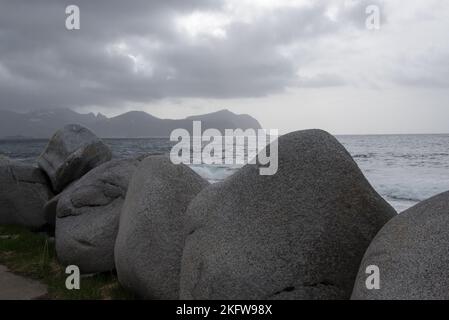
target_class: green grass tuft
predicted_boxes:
[0,225,134,300]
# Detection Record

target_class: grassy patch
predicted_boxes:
[0,225,134,300]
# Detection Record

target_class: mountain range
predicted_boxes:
[0,108,262,139]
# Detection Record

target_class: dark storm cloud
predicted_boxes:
[0,0,380,111]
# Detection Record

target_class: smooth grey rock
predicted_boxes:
[180,129,396,300]
[0,158,52,230]
[114,156,209,299]
[55,158,141,273]
[37,124,112,192]
[351,191,449,300]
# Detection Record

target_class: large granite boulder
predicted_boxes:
[115,156,209,299]
[38,124,112,193]
[180,129,396,300]
[55,158,141,273]
[0,158,52,230]
[352,191,449,300]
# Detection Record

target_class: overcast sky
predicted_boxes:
[1,0,449,134]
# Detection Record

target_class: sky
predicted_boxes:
[0,0,449,134]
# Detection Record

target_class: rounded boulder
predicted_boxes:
[55,158,141,273]
[180,129,396,300]
[0,158,52,230]
[37,124,112,193]
[351,191,449,300]
[114,156,209,299]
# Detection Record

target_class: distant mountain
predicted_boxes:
[0,108,262,138]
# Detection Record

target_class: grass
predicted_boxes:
[0,225,134,300]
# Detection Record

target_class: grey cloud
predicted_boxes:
[391,50,449,88]
[0,0,388,111]
[339,0,388,28]
[298,73,347,88]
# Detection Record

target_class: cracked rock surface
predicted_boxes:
[37,124,112,193]
[180,129,396,300]
[55,158,141,273]
[0,157,52,230]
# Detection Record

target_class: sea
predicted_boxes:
[1,134,449,213]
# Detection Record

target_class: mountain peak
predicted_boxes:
[114,110,159,120]
[96,112,108,120]
[0,108,262,138]
[215,109,233,114]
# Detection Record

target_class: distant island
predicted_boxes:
[0,108,262,139]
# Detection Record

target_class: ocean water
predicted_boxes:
[1,134,448,213]
[338,135,449,212]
